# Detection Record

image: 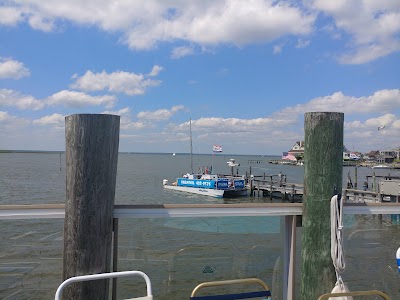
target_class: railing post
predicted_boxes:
[63,114,120,299]
[283,215,296,300]
[301,112,343,299]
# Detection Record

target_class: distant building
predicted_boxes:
[379,149,400,163]
[288,141,304,158]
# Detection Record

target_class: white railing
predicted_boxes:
[2,202,400,220]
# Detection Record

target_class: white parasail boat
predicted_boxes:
[163,119,247,198]
[163,173,247,198]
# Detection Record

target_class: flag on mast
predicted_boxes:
[213,144,223,153]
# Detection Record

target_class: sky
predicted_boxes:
[0,0,399,155]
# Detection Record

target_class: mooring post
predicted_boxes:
[354,166,358,189]
[301,112,343,299]
[270,176,273,200]
[63,114,120,299]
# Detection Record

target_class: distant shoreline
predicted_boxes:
[0,150,280,156]
[0,150,64,154]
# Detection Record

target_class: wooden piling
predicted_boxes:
[63,114,120,299]
[354,166,358,189]
[301,112,343,299]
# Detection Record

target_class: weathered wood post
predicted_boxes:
[63,114,120,299]
[270,176,273,200]
[354,166,358,189]
[301,112,343,299]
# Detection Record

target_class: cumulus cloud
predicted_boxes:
[171,46,195,59]
[0,89,44,110]
[278,89,400,117]
[46,90,117,108]
[308,0,400,63]
[0,88,120,111]
[0,111,30,130]
[0,111,17,122]
[1,1,314,51]
[122,1,315,50]
[3,1,399,63]
[0,58,30,79]
[137,105,184,121]
[33,113,64,126]
[147,65,164,77]
[102,107,136,130]
[176,116,294,134]
[0,7,23,26]
[71,68,162,95]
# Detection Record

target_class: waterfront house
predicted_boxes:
[288,141,304,159]
[379,149,400,163]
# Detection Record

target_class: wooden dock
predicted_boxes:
[249,176,398,203]
[250,177,304,202]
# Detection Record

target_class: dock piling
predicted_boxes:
[301,112,343,299]
[63,114,120,299]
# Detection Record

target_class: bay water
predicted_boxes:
[0,153,399,299]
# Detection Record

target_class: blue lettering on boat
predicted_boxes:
[178,179,216,189]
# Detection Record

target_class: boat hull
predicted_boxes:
[164,184,247,198]
[371,165,391,169]
[164,184,225,198]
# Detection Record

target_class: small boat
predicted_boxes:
[227,158,239,167]
[163,173,247,198]
[371,164,391,169]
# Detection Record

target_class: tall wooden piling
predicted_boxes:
[63,114,120,299]
[301,112,343,299]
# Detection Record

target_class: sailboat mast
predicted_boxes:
[190,118,193,174]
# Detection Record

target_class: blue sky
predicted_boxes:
[0,0,399,155]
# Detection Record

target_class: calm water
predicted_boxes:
[0,153,399,299]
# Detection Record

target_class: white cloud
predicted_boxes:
[33,113,64,126]
[46,90,117,108]
[71,68,162,95]
[0,7,23,26]
[159,89,399,153]
[0,111,30,130]
[103,107,131,117]
[28,14,54,32]
[103,107,135,130]
[1,1,315,51]
[137,105,184,121]
[278,89,400,116]
[176,116,294,135]
[0,58,30,79]
[0,111,17,122]
[2,1,399,63]
[147,65,164,77]
[308,0,400,63]
[0,89,44,110]
[171,46,195,59]
[0,111,64,150]
[364,114,397,128]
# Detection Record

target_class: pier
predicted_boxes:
[249,176,304,202]
[247,171,400,204]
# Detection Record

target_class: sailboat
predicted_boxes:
[162,119,247,198]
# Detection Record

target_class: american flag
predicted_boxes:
[213,145,223,153]
[282,152,297,161]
